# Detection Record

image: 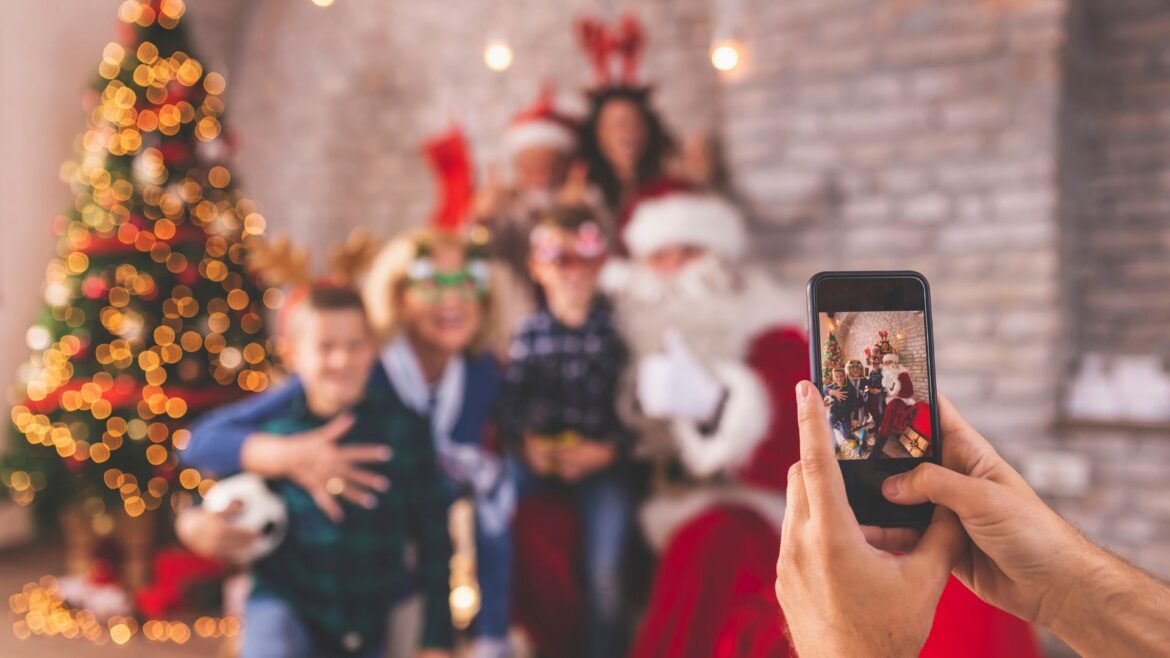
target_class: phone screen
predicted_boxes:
[808,272,940,526]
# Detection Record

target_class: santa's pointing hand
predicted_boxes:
[637,328,726,424]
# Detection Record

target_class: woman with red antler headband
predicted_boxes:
[575,14,678,218]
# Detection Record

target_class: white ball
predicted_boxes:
[201,473,288,562]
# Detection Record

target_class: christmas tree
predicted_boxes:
[2,0,275,529]
[822,333,844,381]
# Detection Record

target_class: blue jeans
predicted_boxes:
[513,458,633,658]
[242,594,384,658]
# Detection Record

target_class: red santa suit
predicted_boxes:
[601,184,1041,658]
[879,362,918,441]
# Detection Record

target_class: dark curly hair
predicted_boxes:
[577,87,675,213]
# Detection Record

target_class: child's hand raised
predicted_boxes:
[241,414,392,523]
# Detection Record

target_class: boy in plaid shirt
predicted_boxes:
[179,286,452,658]
[496,205,633,658]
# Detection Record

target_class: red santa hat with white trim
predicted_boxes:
[503,87,579,157]
[619,179,748,260]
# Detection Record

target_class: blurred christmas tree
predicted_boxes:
[822,332,844,381]
[1,0,276,538]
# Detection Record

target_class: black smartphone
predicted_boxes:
[806,271,941,527]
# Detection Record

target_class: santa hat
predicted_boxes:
[503,88,578,156]
[620,179,747,260]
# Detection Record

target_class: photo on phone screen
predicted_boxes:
[817,311,933,462]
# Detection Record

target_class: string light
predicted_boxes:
[484,40,514,72]
[710,40,743,72]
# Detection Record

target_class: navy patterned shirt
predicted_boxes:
[497,299,629,447]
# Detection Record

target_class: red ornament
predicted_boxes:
[176,264,198,284]
[159,140,191,166]
[83,275,108,299]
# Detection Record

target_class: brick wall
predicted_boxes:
[1062,0,1170,356]
[715,0,1067,462]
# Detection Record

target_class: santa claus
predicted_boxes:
[875,351,920,459]
[603,181,1041,658]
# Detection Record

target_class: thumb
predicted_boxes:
[907,506,967,579]
[663,328,693,361]
[882,462,994,520]
[315,413,355,443]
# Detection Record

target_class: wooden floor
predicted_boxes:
[0,540,224,658]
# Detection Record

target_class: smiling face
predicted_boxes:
[596,97,648,178]
[287,306,376,416]
[514,145,570,192]
[529,226,604,314]
[396,243,485,357]
[832,369,847,386]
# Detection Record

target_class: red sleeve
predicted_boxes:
[738,326,809,492]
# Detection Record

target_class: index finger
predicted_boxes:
[794,380,852,524]
[338,443,393,464]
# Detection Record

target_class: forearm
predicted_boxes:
[1047,540,1170,657]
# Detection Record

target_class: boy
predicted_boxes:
[823,366,863,454]
[177,286,452,658]
[495,204,631,658]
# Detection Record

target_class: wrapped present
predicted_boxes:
[900,401,933,458]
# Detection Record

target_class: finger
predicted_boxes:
[309,487,344,523]
[662,327,687,356]
[882,462,996,520]
[338,443,394,464]
[315,414,356,443]
[794,380,851,524]
[339,487,378,510]
[343,466,391,493]
[907,506,968,578]
[221,528,262,552]
[215,500,245,518]
[784,462,809,526]
[860,525,922,554]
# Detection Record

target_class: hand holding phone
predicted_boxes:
[806,271,942,527]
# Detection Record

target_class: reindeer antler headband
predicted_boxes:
[575,13,646,87]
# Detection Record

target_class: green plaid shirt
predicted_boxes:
[252,373,453,653]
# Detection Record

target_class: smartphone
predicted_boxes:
[806,271,941,527]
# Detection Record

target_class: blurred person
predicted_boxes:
[495,204,633,658]
[179,229,514,658]
[822,365,863,450]
[473,87,602,349]
[575,14,696,222]
[605,181,1040,658]
[778,382,1170,657]
[177,285,453,658]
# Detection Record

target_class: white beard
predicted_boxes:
[605,254,803,366]
[882,364,909,400]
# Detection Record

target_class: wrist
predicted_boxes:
[241,433,297,478]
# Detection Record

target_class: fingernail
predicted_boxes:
[376,477,390,491]
[364,495,378,509]
[883,476,902,498]
[379,448,393,460]
[795,381,812,401]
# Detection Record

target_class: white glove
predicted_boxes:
[637,329,726,423]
